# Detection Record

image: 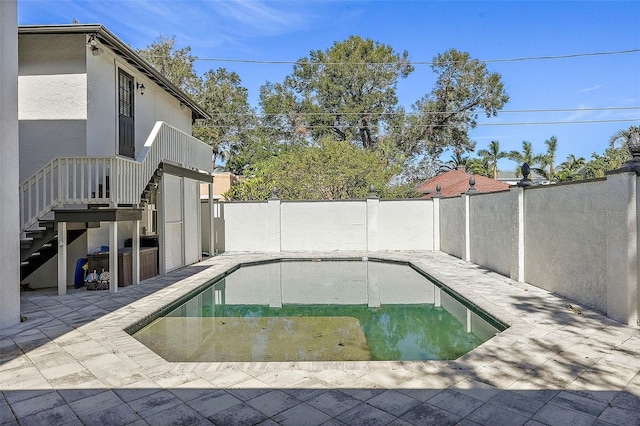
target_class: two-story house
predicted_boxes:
[18,24,214,296]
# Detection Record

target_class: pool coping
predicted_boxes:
[2,251,640,425]
[12,250,627,373]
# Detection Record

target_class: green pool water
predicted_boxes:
[131,259,506,362]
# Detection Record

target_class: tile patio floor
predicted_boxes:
[2,251,640,425]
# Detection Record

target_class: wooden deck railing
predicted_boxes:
[19,121,212,232]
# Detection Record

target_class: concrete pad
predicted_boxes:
[3,251,640,425]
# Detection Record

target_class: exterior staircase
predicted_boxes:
[20,219,87,282]
[18,121,213,285]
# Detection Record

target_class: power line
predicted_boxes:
[197,118,639,128]
[189,48,640,66]
[208,106,640,117]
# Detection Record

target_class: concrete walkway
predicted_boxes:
[1,251,640,425]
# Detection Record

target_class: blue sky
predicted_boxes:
[18,0,640,170]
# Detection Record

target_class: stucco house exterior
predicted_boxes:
[17,24,214,297]
[0,0,20,328]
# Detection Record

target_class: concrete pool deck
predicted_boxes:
[1,251,640,425]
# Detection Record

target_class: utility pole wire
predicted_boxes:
[183,48,640,65]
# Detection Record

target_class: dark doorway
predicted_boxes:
[118,70,135,158]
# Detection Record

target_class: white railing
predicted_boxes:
[19,121,212,232]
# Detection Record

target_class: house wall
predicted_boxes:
[439,197,464,259]
[86,39,192,159]
[18,33,88,182]
[523,181,608,312]
[468,191,512,276]
[17,31,194,182]
[0,0,20,328]
[87,222,134,253]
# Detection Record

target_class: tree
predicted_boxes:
[437,152,470,174]
[555,154,585,182]
[477,140,506,180]
[507,141,547,177]
[192,68,257,170]
[409,49,509,159]
[259,36,414,151]
[583,147,630,179]
[466,157,492,178]
[224,138,418,201]
[136,35,201,97]
[543,136,558,180]
[609,125,640,148]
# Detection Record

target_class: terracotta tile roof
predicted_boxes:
[416,167,511,199]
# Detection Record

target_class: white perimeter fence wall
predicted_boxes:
[204,171,640,326]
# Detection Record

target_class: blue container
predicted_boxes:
[74,258,87,288]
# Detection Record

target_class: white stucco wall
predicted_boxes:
[86,44,192,158]
[217,203,269,252]
[524,181,608,312]
[87,222,134,253]
[378,200,433,250]
[18,33,88,181]
[439,197,465,259]
[468,191,512,276]
[0,0,20,328]
[212,199,433,253]
[281,201,367,251]
[17,31,194,181]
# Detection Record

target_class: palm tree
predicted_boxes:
[477,140,507,180]
[438,154,470,174]
[466,157,492,178]
[556,154,585,182]
[543,136,558,180]
[609,125,640,148]
[507,141,546,177]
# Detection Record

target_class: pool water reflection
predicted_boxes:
[132,260,505,362]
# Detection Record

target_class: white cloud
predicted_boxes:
[577,85,603,93]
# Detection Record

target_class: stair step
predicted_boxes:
[26,230,45,239]
[21,239,33,249]
[40,220,55,229]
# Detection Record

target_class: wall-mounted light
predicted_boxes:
[88,35,100,56]
[136,82,145,95]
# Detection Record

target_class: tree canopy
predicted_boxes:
[224,138,418,201]
[259,35,413,150]
[406,49,509,159]
[138,35,515,198]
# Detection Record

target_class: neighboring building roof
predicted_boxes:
[18,24,210,121]
[416,166,511,199]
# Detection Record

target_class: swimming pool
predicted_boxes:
[129,259,507,362]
